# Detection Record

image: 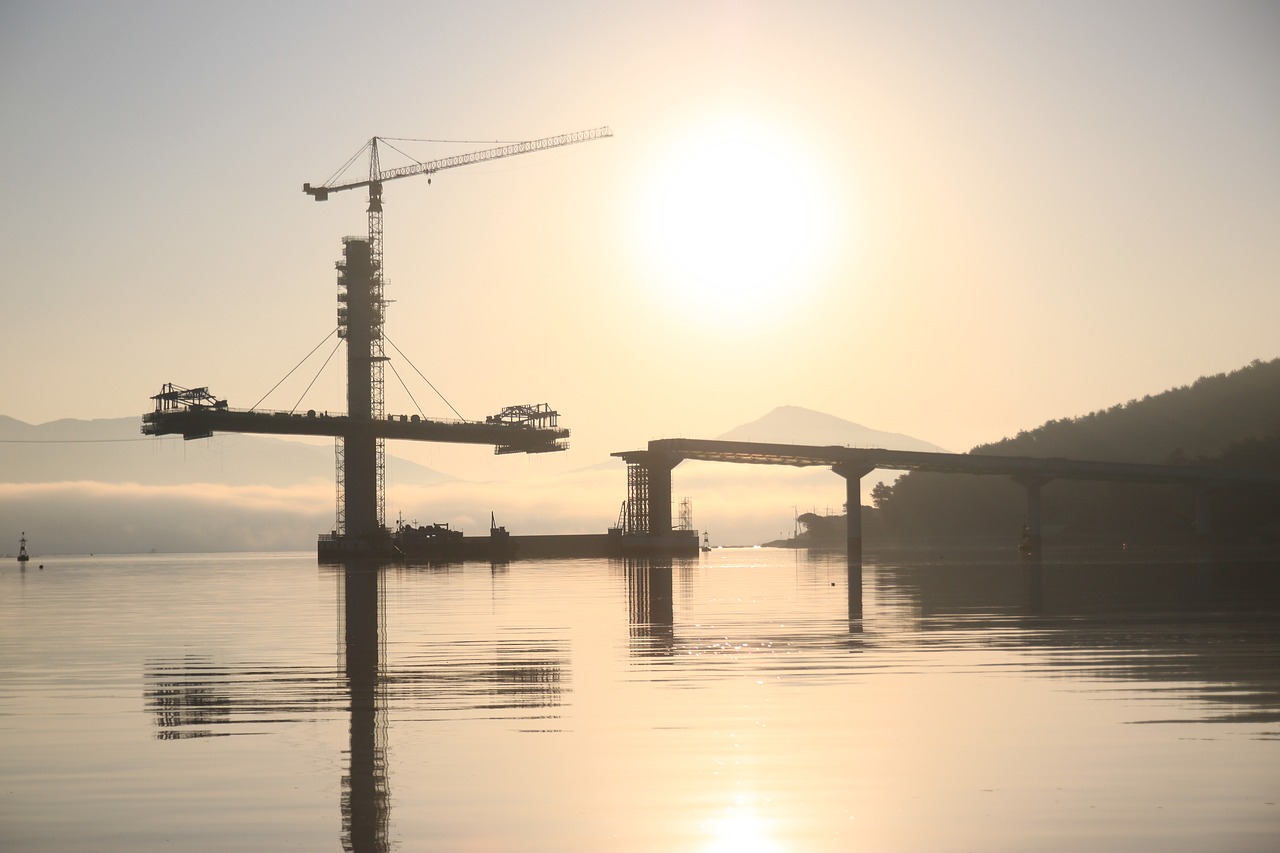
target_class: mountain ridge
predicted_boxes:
[717,406,949,452]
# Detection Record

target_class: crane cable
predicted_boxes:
[381,137,529,144]
[320,140,373,189]
[320,137,530,188]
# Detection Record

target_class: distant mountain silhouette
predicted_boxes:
[716,406,949,453]
[572,406,945,474]
[0,415,452,486]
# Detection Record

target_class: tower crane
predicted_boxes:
[302,126,612,532]
[303,126,613,308]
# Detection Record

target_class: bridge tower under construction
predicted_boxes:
[335,237,382,542]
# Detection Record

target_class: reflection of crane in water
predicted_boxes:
[143,128,611,556]
[144,565,568,852]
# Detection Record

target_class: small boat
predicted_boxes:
[701,532,712,552]
[17,532,30,563]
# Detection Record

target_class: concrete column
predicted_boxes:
[1014,474,1049,557]
[340,238,379,541]
[344,428,379,538]
[646,454,678,537]
[834,463,873,622]
[848,562,863,621]
[833,463,874,568]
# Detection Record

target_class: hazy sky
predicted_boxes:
[3,0,1278,478]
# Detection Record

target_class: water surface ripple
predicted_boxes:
[2,548,1278,851]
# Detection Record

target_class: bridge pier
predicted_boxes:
[1013,474,1051,557]
[644,454,679,537]
[612,451,698,555]
[834,463,875,568]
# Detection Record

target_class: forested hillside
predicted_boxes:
[869,359,1280,545]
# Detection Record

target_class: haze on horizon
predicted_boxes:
[2,2,1277,525]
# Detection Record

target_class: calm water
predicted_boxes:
[2,547,1278,852]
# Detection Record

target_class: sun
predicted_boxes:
[632,114,841,325]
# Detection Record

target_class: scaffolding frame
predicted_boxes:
[626,462,649,535]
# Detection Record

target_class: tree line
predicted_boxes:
[836,358,1280,547]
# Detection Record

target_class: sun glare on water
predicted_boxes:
[702,802,786,853]
[632,115,843,326]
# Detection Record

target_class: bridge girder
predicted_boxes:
[142,407,569,455]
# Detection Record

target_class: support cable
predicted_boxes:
[381,136,528,145]
[252,328,340,411]
[384,334,466,421]
[377,137,536,170]
[291,337,345,414]
[386,361,426,420]
[322,140,373,188]
[378,139,428,168]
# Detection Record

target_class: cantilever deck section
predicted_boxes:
[143,227,575,561]
[143,388,569,559]
[143,238,569,562]
[142,396,569,455]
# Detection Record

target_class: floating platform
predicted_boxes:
[318,526,700,563]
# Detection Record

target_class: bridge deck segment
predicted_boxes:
[143,408,569,454]
[624,438,1280,487]
[613,438,1280,563]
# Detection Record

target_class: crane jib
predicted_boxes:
[305,126,611,196]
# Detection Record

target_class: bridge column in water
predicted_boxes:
[1013,473,1052,557]
[833,463,875,567]
[834,463,874,620]
[645,453,680,538]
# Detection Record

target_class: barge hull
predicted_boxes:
[318,530,700,563]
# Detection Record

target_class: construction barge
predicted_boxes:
[317,517,700,564]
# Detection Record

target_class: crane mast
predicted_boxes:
[304,127,612,534]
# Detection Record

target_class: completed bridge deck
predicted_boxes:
[622,438,1280,486]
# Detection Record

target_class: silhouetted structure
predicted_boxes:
[143,237,568,559]
[143,129,616,560]
[615,439,1280,564]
